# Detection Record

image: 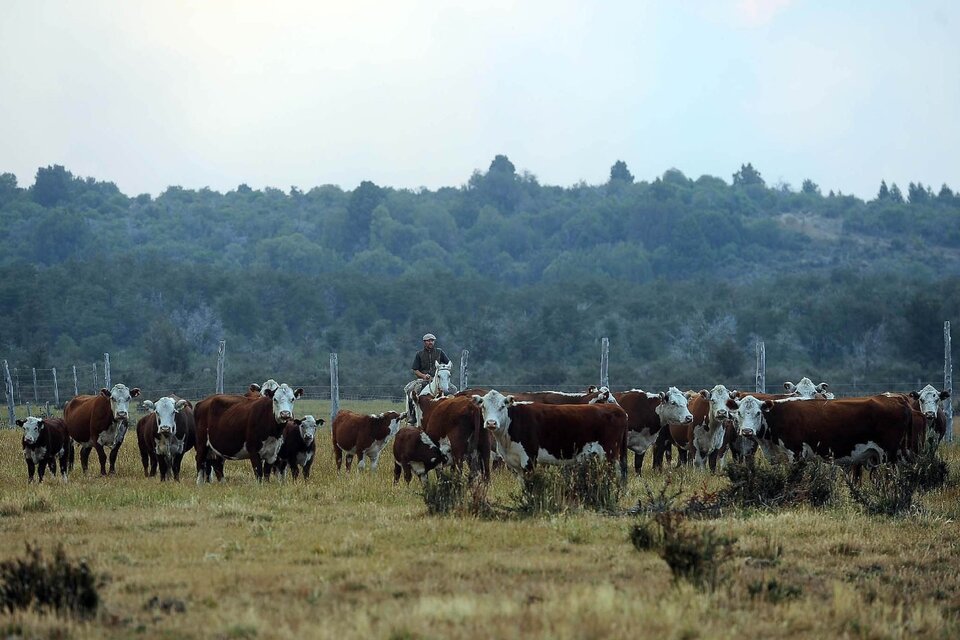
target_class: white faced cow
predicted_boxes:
[64,383,141,475]
[137,396,196,481]
[689,384,738,470]
[909,384,950,444]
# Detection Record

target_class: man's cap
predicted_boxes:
[422,333,436,341]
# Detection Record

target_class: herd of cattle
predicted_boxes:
[10,370,953,486]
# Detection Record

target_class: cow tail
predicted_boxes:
[619,423,628,483]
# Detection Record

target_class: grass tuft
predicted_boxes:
[0,544,103,619]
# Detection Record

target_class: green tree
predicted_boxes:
[889,182,904,203]
[938,183,955,203]
[32,165,72,207]
[801,179,820,195]
[347,180,384,251]
[732,163,764,187]
[609,160,634,183]
[143,318,191,373]
[908,182,929,204]
[877,180,889,200]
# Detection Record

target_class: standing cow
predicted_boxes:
[194,383,304,482]
[393,427,446,484]
[331,410,405,472]
[17,416,73,483]
[613,387,692,474]
[64,384,140,475]
[137,396,196,481]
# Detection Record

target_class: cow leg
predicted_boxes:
[394,462,402,484]
[676,447,688,467]
[652,429,670,472]
[66,445,75,473]
[93,444,108,475]
[139,447,150,477]
[634,450,644,475]
[37,460,47,483]
[79,446,91,474]
[58,451,70,481]
[405,464,414,484]
[345,454,354,472]
[150,452,159,477]
[250,452,264,482]
[334,446,343,472]
[26,459,36,483]
[301,458,312,480]
[158,457,170,481]
[172,455,182,482]
[108,445,121,475]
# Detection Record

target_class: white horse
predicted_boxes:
[404,362,457,426]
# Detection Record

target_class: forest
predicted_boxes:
[1,157,959,394]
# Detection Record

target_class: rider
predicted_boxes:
[411,333,450,385]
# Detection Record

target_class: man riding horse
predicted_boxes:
[404,333,456,425]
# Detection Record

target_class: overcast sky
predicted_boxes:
[1,0,957,199]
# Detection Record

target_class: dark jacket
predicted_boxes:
[412,348,450,375]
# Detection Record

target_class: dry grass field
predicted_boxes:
[1,398,959,639]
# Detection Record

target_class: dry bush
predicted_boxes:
[511,457,623,516]
[722,458,841,509]
[421,468,497,518]
[846,467,921,516]
[0,544,102,619]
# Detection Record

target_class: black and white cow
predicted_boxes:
[137,397,196,481]
[17,416,73,483]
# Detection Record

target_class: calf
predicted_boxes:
[472,390,628,478]
[908,385,950,445]
[137,397,196,481]
[64,384,140,475]
[269,415,323,480]
[331,410,405,472]
[393,427,445,484]
[17,416,73,483]
[194,383,304,482]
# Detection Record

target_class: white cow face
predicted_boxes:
[266,383,304,423]
[260,379,280,396]
[434,362,453,394]
[703,384,736,422]
[102,384,140,422]
[148,397,188,435]
[298,415,321,445]
[17,417,43,444]
[472,390,514,433]
[657,387,693,425]
[783,377,818,399]
[911,385,950,419]
[729,395,770,437]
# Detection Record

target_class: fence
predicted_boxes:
[3,325,957,442]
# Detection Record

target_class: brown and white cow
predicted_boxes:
[908,385,950,445]
[727,393,915,469]
[393,427,446,484]
[194,383,304,482]
[331,410,405,472]
[136,397,196,481]
[17,416,73,483]
[472,390,628,478]
[612,387,692,474]
[268,415,323,480]
[64,384,140,475]
[423,395,490,480]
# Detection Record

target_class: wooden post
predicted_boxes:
[945,321,953,442]
[103,353,111,390]
[755,341,766,394]
[460,349,469,391]
[32,368,38,403]
[3,360,15,429]
[216,340,226,394]
[329,353,340,426]
[26,401,32,417]
[92,363,98,392]
[72,365,78,397]
[52,368,60,408]
[600,337,610,389]
[14,368,21,405]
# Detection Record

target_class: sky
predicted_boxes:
[1,0,958,199]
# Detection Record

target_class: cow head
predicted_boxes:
[296,415,322,446]
[589,387,617,404]
[434,362,453,394]
[727,395,772,437]
[783,377,818,399]
[418,430,446,471]
[146,396,189,435]
[910,385,950,420]
[101,384,140,422]
[657,386,693,426]
[260,379,280,396]
[263,383,304,423]
[472,390,514,433]
[703,384,737,424]
[814,382,833,399]
[382,411,404,437]
[17,417,44,445]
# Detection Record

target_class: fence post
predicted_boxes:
[329,353,339,426]
[72,365,78,397]
[104,353,111,390]
[755,341,766,394]
[460,349,469,391]
[600,337,610,389]
[52,368,60,408]
[14,368,21,405]
[32,368,38,403]
[216,340,226,394]
[92,363,98,392]
[945,321,953,443]
[3,360,15,428]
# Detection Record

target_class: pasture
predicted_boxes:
[1,397,959,639]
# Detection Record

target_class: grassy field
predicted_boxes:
[1,398,959,639]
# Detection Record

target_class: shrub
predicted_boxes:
[421,468,467,516]
[511,457,624,516]
[722,458,840,509]
[846,467,920,516]
[510,466,567,516]
[899,439,949,492]
[748,579,802,603]
[0,545,102,619]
